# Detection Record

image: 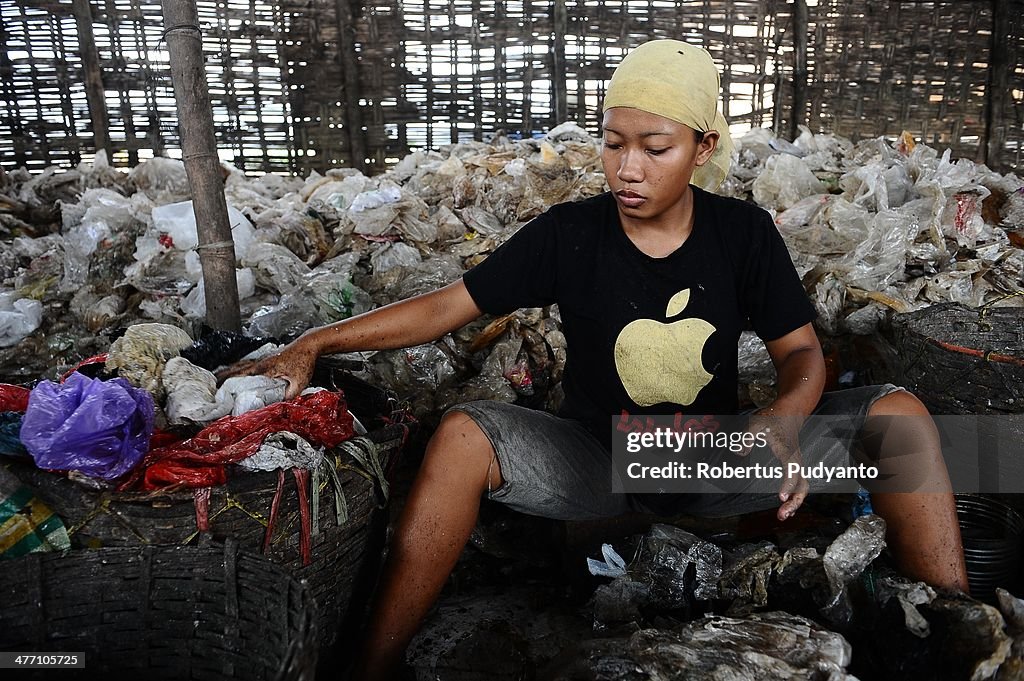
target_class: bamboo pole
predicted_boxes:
[161,0,241,332]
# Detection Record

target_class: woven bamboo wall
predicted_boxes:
[773,0,1012,166]
[0,0,1020,176]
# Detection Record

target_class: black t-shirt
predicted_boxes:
[462,187,816,443]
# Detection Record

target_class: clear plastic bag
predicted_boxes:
[241,241,311,295]
[752,153,827,211]
[127,157,190,202]
[0,291,43,348]
[370,241,422,274]
[60,188,136,293]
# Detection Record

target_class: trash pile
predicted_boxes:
[568,518,1024,680]
[1,123,1022,423]
[0,320,375,570]
[727,128,1024,336]
[1,322,356,489]
[405,512,1024,680]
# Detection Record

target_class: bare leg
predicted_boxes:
[350,410,502,681]
[865,390,969,592]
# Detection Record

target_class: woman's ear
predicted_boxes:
[695,130,720,166]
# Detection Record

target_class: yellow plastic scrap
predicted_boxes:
[896,131,916,156]
[847,286,913,313]
[539,141,561,165]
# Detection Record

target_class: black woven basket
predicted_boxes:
[0,542,317,680]
[956,494,1024,605]
[888,303,1024,415]
[7,423,407,652]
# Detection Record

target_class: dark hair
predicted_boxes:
[694,129,705,143]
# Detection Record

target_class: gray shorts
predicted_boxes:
[448,384,903,520]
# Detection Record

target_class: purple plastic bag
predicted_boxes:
[21,372,155,480]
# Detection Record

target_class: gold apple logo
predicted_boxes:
[614,288,715,407]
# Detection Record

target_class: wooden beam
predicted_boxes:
[984,0,1011,170]
[552,0,568,124]
[790,0,809,141]
[161,0,241,332]
[335,0,367,172]
[72,0,110,157]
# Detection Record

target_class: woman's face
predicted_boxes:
[601,107,718,222]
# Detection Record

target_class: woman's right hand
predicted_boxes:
[216,334,321,400]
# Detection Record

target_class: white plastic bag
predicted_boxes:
[151,200,256,261]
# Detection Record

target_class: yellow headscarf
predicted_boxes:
[602,40,734,192]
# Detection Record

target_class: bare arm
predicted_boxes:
[763,322,826,417]
[218,279,484,397]
[302,279,483,355]
[755,322,826,520]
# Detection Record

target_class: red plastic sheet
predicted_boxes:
[0,385,31,413]
[60,354,108,382]
[122,390,354,491]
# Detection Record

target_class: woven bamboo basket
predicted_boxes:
[7,419,406,659]
[0,542,317,680]
[888,303,1024,415]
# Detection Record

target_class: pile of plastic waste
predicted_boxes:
[1,122,1022,423]
[567,518,1024,681]
[0,323,356,492]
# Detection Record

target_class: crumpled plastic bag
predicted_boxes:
[752,153,827,211]
[162,356,222,424]
[216,374,288,416]
[370,241,422,273]
[60,188,139,293]
[246,264,372,340]
[20,372,155,480]
[0,291,43,348]
[151,199,257,261]
[163,356,287,424]
[238,430,324,472]
[241,241,311,295]
[105,323,194,398]
[840,160,913,212]
[589,524,724,629]
[127,157,190,202]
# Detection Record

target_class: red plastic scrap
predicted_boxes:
[123,390,354,491]
[293,468,312,566]
[263,469,287,555]
[60,354,108,383]
[0,385,31,413]
[194,487,212,532]
[261,468,315,567]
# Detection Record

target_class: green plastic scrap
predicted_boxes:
[337,436,390,505]
[0,467,71,559]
